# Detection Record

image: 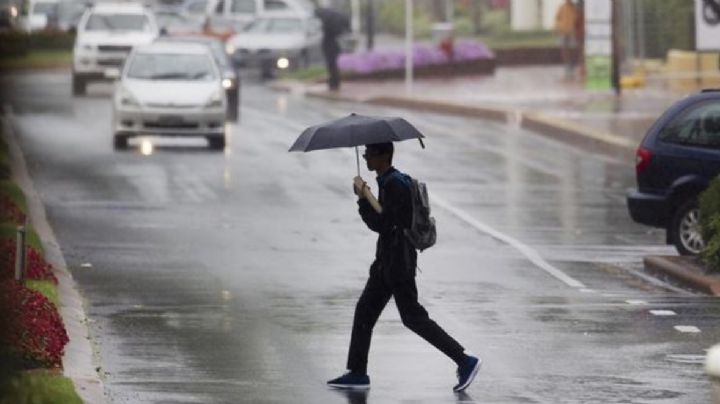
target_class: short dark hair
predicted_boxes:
[365,142,394,163]
[366,142,393,154]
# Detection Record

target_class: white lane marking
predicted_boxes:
[625,299,648,305]
[430,193,586,289]
[665,354,706,364]
[650,310,676,316]
[674,325,701,333]
[580,289,596,293]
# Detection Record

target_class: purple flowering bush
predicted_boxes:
[338,40,494,75]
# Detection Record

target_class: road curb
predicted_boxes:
[2,109,106,404]
[644,255,720,296]
[273,80,637,158]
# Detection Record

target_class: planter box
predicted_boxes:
[493,47,563,66]
[341,57,496,81]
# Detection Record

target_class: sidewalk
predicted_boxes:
[273,64,720,295]
[276,65,685,160]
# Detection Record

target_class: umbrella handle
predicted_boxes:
[355,146,360,177]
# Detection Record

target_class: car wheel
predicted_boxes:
[670,199,705,256]
[72,74,86,96]
[207,135,225,150]
[113,133,129,150]
[226,94,239,122]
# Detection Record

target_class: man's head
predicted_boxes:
[363,142,393,172]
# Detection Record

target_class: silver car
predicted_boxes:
[112,42,227,150]
[226,14,322,78]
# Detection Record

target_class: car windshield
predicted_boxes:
[126,53,216,81]
[244,18,302,34]
[85,13,150,31]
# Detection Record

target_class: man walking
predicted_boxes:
[315,7,348,91]
[327,142,481,392]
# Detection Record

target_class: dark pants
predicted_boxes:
[322,42,340,90]
[346,266,466,374]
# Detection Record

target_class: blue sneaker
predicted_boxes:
[327,372,370,390]
[453,355,481,392]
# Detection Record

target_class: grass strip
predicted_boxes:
[0,50,72,70]
[0,223,44,253]
[280,65,327,82]
[0,371,82,404]
[26,280,59,307]
[1,180,28,212]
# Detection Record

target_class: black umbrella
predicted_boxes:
[314,7,350,38]
[289,113,425,176]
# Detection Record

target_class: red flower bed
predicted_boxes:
[0,279,69,368]
[1,239,57,284]
[0,194,26,224]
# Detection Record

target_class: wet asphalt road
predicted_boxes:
[2,71,720,404]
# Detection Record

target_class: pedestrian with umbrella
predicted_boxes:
[314,7,349,91]
[289,114,482,392]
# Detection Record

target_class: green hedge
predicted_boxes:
[700,177,720,272]
[0,31,75,58]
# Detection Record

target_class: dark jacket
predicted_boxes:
[358,167,417,285]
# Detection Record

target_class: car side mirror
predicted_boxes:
[159,26,168,36]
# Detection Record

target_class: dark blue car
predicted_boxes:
[627,89,720,255]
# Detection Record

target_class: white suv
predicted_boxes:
[72,2,158,95]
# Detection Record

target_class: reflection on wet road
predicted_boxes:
[1,71,718,403]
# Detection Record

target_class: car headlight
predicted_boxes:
[117,87,140,107]
[276,57,289,70]
[225,43,235,55]
[205,91,223,108]
[10,6,18,17]
[222,78,233,89]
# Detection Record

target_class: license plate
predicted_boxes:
[157,115,183,125]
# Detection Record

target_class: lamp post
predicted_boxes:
[405,0,413,93]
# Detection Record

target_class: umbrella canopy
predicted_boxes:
[288,113,425,153]
[314,7,350,38]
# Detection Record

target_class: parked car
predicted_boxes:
[154,5,204,35]
[627,89,720,255]
[23,0,59,31]
[206,0,313,30]
[156,35,240,121]
[225,14,321,78]
[112,42,227,150]
[72,2,159,95]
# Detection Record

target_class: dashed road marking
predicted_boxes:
[649,310,676,316]
[674,325,701,333]
[625,299,648,305]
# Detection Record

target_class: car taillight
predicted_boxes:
[636,147,652,174]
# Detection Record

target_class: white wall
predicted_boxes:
[511,0,567,31]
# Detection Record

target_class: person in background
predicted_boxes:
[554,0,578,78]
[315,7,349,91]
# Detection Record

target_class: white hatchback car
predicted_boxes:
[72,2,158,95]
[112,42,227,150]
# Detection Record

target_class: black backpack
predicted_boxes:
[386,172,437,251]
